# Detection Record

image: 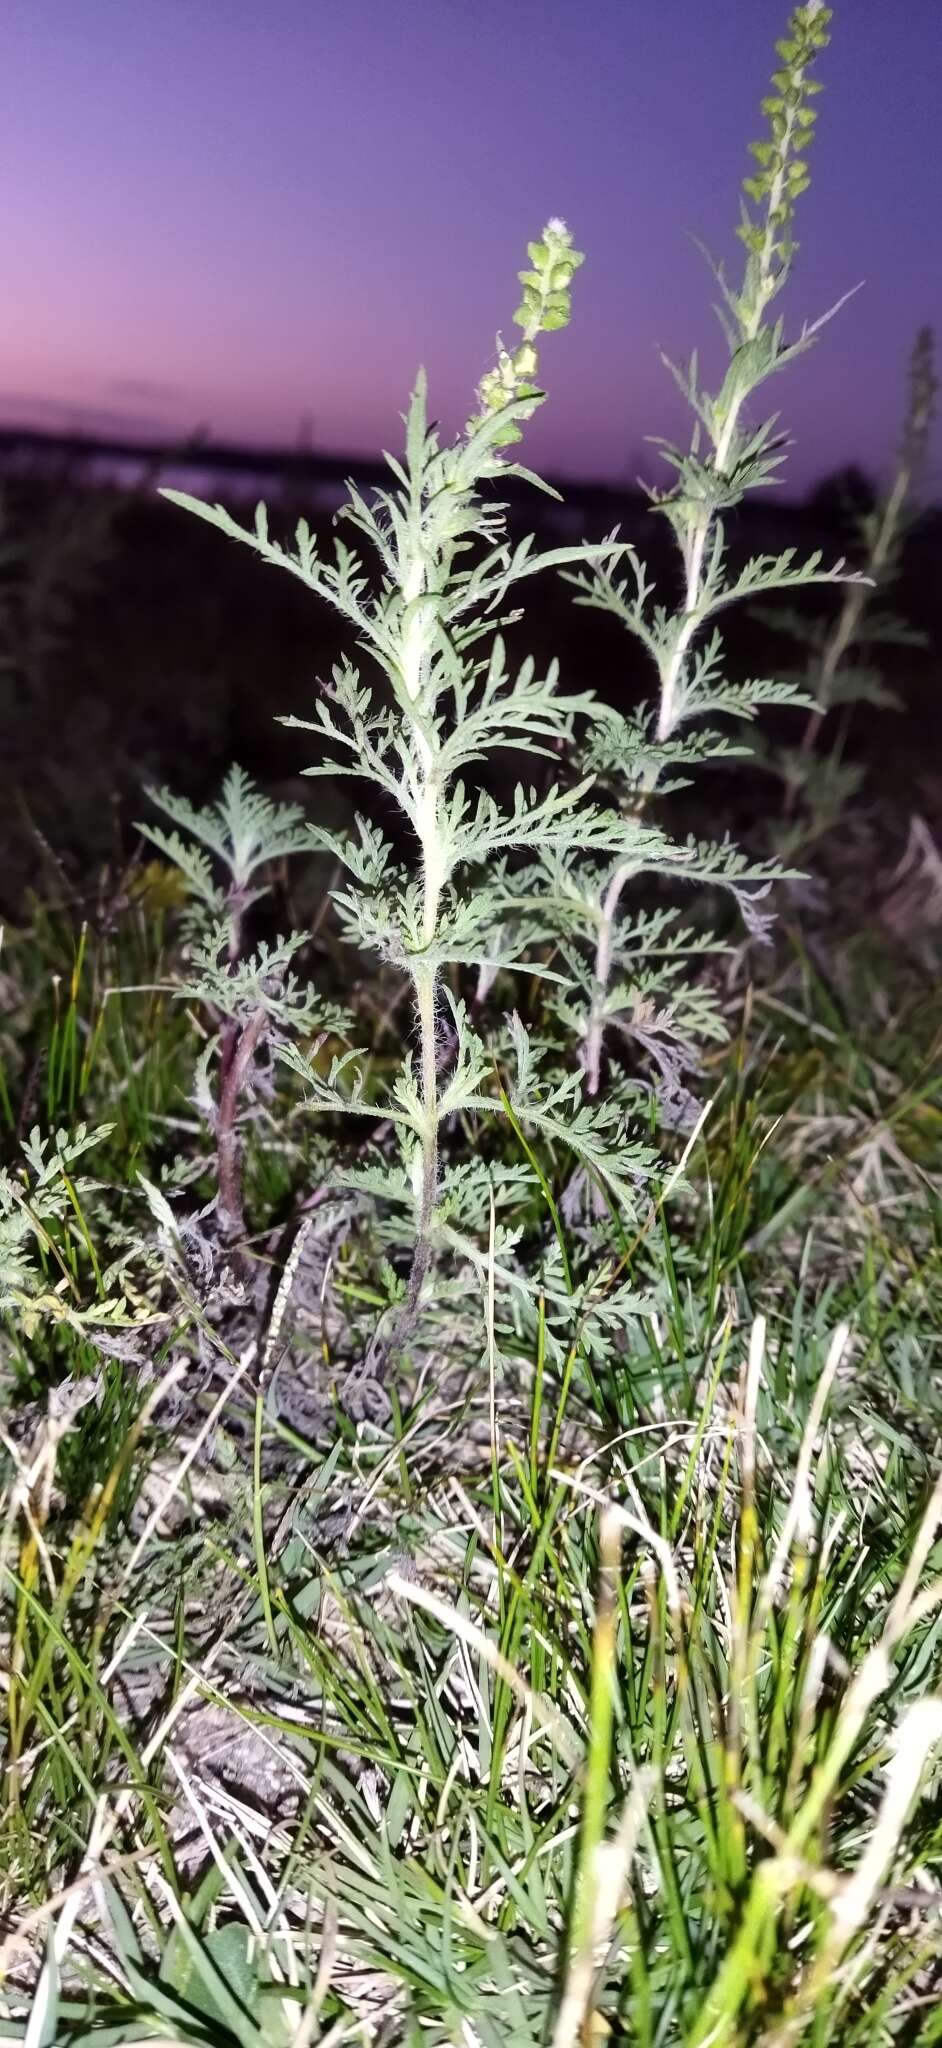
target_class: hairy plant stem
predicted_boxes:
[584,858,634,1097]
[217,887,246,1119]
[405,713,444,1319]
[216,1003,266,1250]
[409,962,439,1312]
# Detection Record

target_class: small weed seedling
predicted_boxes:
[140,767,345,1253]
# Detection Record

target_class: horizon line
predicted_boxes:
[0,416,913,515]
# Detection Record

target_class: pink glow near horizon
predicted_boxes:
[2,0,940,494]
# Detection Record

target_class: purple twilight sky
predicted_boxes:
[3,0,940,497]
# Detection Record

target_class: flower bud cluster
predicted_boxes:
[469,219,585,447]
[738,3,831,275]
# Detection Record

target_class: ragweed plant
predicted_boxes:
[559,3,864,1106]
[161,226,666,1361]
[139,768,343,1252]
[760,323,938,852]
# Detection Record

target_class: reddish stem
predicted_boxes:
[216,1005,267,1249]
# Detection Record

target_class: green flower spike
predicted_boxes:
[470,217,585,447]
[738,2,832,320]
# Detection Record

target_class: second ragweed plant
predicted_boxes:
[554,2,865,1118]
